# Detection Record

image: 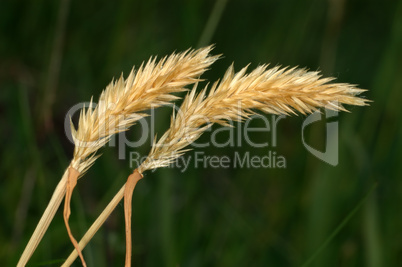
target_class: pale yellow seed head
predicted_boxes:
[138,64,368,173]
[70,46,219,175]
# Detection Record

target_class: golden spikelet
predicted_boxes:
[118,64,368,266]
[70,46,219,175]
[138,64,368,173]
[18,46,218,267]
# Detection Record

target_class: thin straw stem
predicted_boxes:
[17,168,68,267]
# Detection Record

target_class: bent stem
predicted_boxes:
[124,170,143,267]
[17,168,69,267]
[63,167,86,267]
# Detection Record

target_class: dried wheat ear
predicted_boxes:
[18,46,218,267]
[66,61,368,267]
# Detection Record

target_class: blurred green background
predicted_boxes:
[1,0,401,266]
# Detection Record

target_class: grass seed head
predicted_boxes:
[138,64,369,173]
[70,46,219,175]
